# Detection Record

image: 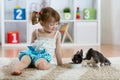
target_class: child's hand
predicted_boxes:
[58,64,62,66]
[58,63,69,68]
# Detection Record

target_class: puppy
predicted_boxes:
[72,50,83,64]
[84,48,111,67]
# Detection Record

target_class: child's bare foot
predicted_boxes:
[11,70,22,75]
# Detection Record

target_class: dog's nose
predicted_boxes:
[76,60,79,63]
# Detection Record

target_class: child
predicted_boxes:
[11,7,63,75]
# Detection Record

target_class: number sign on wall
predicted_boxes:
[7,31,19,44]
[14,8,26,20]
[83,8,96,20]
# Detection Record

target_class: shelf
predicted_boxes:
[61,43,100,47]
[2,43,28,47]
[1,0,100,46]
[75,20,98,22]
[5,20,28,22]
[61,43,74,47]
[61,20,74,23]
[60,20,98,23]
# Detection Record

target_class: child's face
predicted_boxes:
[42,18,59,33]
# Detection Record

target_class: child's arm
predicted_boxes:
[31,30,37,43]
[55,31,63,66]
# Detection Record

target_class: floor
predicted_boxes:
[0,44,120,58]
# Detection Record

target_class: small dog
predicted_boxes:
[84,48,111,67]
[72,50,83,64]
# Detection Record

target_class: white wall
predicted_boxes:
[101,0,120,45]
[0,1,1,44]
[111,0,120,45]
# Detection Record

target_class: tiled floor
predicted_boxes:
[0,44,120,58]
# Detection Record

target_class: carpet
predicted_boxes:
[0,57,120,80]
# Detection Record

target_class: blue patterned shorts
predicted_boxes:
[18,47,52,66]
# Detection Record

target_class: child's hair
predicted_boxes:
[31,7,60,25]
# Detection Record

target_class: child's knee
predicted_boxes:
[37,62,50,70]
[35,59,51,70]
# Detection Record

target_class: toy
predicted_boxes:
[59,23,73,43]
[14,5,26,20]
[7,31,19,44]
[76,7,80,19]
[15,5,21,8]
[63,7,71,20]
[41,0,50,8]
[83,8,96,20]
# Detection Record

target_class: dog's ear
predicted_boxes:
[73,50,79,58]
[76,50,80,55]
[79,49,83,57]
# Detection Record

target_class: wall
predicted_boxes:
[111,0,120,45]
[0,1,1,44]
[101,0,120,45]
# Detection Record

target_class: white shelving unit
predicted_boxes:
[51,0,101,45]
[1,0,101,46]
[1,0,28,46]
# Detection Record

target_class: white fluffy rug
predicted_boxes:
[0,57,120,80]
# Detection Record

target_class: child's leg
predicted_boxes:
[35,58,51,70]
[11,55,31,75]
